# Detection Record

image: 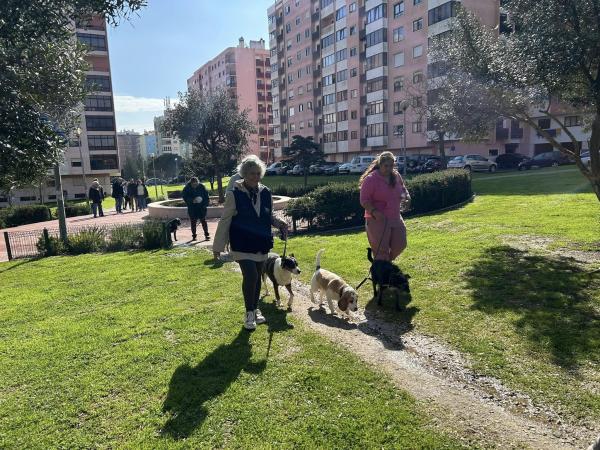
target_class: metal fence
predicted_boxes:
[3,222,145,260]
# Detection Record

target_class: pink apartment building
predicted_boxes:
[267,0,591,162]
[187,38,275,162]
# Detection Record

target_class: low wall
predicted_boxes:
[147,196,291,220]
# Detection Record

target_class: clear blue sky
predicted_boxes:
[108,0,273,132]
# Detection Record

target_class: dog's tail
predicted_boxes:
[315,249,325,271]
[367,247,374,263]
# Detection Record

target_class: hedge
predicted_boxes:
[0,205,52,229]
[63,203,91,218]
[284,169,472,230]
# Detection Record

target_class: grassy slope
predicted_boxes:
[0,251,463,449]
[273,166,600,423]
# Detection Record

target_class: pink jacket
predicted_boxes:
[360,170,410,221]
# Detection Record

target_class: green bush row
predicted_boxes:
[269,184,321,198]
[284,169,472,230]
[0,205,52,229]
[36,221,172,257]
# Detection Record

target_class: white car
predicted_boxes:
[580,150,590,168]
[338,162,352,174]
[347,155,377,174]
[447,154,497,172]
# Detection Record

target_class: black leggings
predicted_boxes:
[238,260,264,312]
[191,217,209,237]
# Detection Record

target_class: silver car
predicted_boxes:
[580,151,590,168]
[447,154,497,172]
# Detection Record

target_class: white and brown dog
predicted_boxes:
[310,249,359,317]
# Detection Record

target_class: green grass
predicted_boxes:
[0,251,464,448]
[274,166,600,424]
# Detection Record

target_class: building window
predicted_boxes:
[307,101,313,109]
[393,1,405,18]
[367,77,385,93]
[290,123,296,132]
[393,101,407,114]
[300,121,305,129]
[305,28,310,38]
[338,130,348,141]
[336,6,347,20]
[298,86,305,95]
[413,71,424,84]
[351,110,357,119]
[414,0,422,5]
[324,132,337,143]
[350,25,356,35]
[323,93,336,105]
[412,121,422,133]
[84,95,113,112]
[296,33,301,43]
[296,16,301,25]
[538,118,551,129]
[413,18,423,31]
[322,33,335,49]
[489,148,499,157]
[394,124,404,136]
[88,135,116,150]
[350,47,357,57]
[324,113,336,124]
[413,44,423,58]
[336,28,346,41]
[90,155,118,170]
[337,110,348,121]
[308,119,314,127]
[351,130,358,139]
[351,89,358,98]
[366,52,387,70]
[337,69,348,82]
[323,54,336,67]
[394,52,405,67]
[335,48,347,62]
[77,33,107,51]
[427,60,447,78]
[393,26,404,42]
[366,4,386,24]
[336,90,348,102]
[71,160,82,167]
[286,23,292,33]
[565,115,582,127]
[299,103,304,112]
[349,2,357,13]
[367,122,388,137]
[350,67,358,77]
[86,116,114,131]
[411,96,423,107]
[289,107,295,116]
[366,29,387,47]
[428,1,458,26]
[367,100,386,115]
[85,75,111,92]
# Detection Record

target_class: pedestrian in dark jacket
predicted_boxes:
[182,177,210,240]
[126,178,137,212]
[89,181,104,218]
[112,178,125,213]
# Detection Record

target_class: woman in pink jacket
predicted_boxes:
[359,151,411,261]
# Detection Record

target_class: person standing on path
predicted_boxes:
[89,180,105,218]
[359,151,411,262]
[126,179,137,212]
[111,178,125,214]
[136,179,148,211]
[182,177,210,241]
[213,155,288,331]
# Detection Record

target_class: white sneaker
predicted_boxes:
[254,309,267,325]
[244,311,256,330]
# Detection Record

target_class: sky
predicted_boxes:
[108,0,273,133]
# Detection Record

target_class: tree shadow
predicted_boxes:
[161,329,266,439]
[465,246,600,371]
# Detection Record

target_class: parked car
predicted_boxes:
[417,156,444,173]
[265,162,291,176]
[347,155,377,174]
[323,162,342,175]
[495,153,530,170]
[447,154,497,172]
[518,151,572,170]
[146,178,167,186]
[407,154,435,173]
[338,162,352,174]
[290,164,306,176]
[580,150,591,169]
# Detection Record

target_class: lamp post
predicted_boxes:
[400,100,410,176]
[76,127,89,207]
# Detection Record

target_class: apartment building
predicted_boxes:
[267,0,591,163]
[139,131,158,159]
[187,38,274,162]
[117,130,142,163]
[153,115,191,158]
[1,15,120,206]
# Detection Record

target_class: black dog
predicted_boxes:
[261,253,301,311]
[367,248,411,310]
[167,218,182,242]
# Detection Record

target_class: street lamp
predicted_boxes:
[393,100,410,176]
[76,127,89,207]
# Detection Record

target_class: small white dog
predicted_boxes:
[310,249,359,317]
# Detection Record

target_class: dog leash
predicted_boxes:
[355,217,388,290]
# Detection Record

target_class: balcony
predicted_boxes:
[276,16,283,27]
[496,127,509,140]
[279,66,286,76]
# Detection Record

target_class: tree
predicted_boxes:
[162,88,255,203]
[0,0,146,192]
[433,2,600,200]
[283,135,324,188]
[183,151,236,191]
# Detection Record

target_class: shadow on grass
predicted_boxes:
[161,329,266,439]
[465,246,600,370]
[0,258,39,273]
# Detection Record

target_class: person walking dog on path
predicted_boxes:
[112,177,125,214]
[360,151,411,262]
[182,177,210,241]
[213,155,289,331]
[89,180,105,218]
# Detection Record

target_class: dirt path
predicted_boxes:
[280,280,597,449]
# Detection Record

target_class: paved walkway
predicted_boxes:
[0,207,219,262]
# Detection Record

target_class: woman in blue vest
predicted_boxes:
[213,155,288,331]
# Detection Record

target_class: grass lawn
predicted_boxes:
[273,166,600,424]
[0,251,464,448]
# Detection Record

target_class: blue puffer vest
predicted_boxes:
[229,187,273,254]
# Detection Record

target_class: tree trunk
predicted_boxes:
[437,131,448,169]
[587,113,600,202]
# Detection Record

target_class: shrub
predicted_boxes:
[0,205,52,228]
[107,224,143,252]
[284,170,472,230]
[64,203,91,218]
[66,226,107,255]
[167,190,183,199]
[142,221,171,250]
[36,234,65,257]
[269,184,320,198]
